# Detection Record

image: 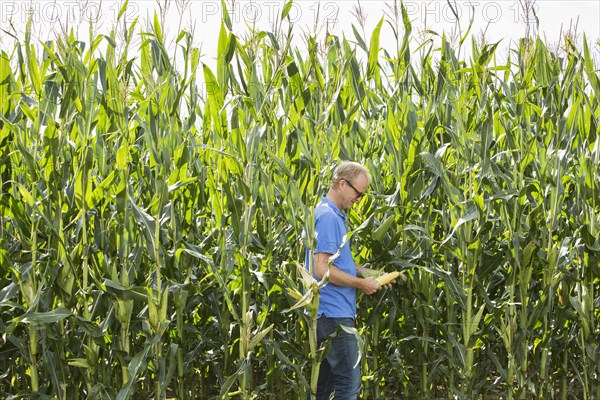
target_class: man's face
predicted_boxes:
[340,173,369,210]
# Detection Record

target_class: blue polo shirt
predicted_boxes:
[305,196,356,318]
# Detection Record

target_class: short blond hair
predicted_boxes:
[331,161,370,189]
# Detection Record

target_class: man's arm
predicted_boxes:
[313,253,381,295]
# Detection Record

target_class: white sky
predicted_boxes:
[1,1,599,67]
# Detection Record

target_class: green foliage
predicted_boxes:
[0,3,599,399]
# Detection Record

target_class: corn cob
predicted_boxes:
[286,288,302,301]
[376,271,400,285]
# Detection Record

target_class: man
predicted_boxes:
[306,161,390,399]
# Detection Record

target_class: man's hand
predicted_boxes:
[356,264,397,290]
[379,280,396,290]
[359,277,381,295]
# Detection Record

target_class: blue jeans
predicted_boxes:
[313,317,361,400]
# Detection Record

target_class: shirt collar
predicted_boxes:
[321,195,346,220]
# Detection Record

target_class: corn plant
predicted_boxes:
[1,1,599,399]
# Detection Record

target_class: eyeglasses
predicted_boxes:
[343,179,365,199]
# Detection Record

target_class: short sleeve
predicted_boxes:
[314,212,341,255]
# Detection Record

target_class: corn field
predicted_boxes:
[0,1,599,399]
